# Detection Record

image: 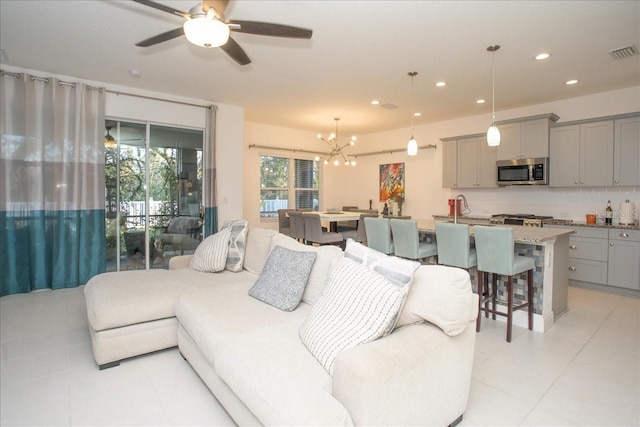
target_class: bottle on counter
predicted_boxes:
[605,200,613,225]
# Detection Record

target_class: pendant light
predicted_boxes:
[406,71,418,156]
[487,45,501,147]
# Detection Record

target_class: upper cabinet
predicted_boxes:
[496,114,559,161]
[613,116,640,186]
[441,134,497,188]
[550,114,640,187]
[550,120,614,187]
[442,139,458,188]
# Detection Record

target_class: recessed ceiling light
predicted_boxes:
[371,100,380,105]
[128,69,142,78]
[476,99,486,104]
[535,52,551,60]
[565,79,578,85]
[435,81,446,87]
[414,112,422,117]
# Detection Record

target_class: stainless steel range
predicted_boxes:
[489,214,554,227]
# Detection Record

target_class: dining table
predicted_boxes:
[301,211,366,232]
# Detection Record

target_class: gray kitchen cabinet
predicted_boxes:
[549,120,614,187]
[613,116,640,186]
[567,227,609,285]
[607,229,640,290]
[496,114,558,161]
[442,139,458,188]
[457,135,497,188]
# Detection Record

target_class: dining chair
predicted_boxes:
[435,222,477,270]
[341,213,378,245]
[277,209,295,236]
[302,214,343,246]
[363,217,394,255]
[288,211,307,244]
[473,225,535,342]
[389,219,438,262]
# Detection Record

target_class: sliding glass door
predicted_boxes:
[105,120,204,272]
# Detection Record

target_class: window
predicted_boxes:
[260,155,319,218]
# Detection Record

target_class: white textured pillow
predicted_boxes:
[344,238,420,333]
[188,227,232,272]
[221,219,249,272]
[299,257,403,375]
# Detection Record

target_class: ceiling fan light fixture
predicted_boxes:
[183,15,229,48]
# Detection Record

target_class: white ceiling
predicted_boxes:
[1,1,639,135]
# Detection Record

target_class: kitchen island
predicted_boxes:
[416,218,574,332]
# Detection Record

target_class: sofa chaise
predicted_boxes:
[84,227,479,426]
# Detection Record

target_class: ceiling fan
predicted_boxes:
[132,0,313,66]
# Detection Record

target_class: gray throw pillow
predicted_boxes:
[249,245,316,311]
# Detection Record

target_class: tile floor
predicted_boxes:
[0,285,638,426]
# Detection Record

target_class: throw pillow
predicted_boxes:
[221,219,249,272]
[270,233,344,306]
[188,227,232,273]
[299,257,403,375]
[344,238,420,333]
[248,245,317,311]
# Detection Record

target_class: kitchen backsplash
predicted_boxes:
[455,186,640,223]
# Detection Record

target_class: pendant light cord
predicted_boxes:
[491,48,495,125]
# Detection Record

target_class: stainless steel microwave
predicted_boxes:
[497,158,548,186]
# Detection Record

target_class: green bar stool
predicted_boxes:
[363,217,394,255]
[473,225,535,342]
[435,222,477,270]
[390,219,438,262]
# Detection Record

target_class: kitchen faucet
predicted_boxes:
[454,194,469,224]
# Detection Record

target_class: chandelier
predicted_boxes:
[315,118,357,166]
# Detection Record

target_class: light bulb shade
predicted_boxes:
[183,17,229,48]
[333,159,340,166]
[487,125,501,146]
[407,137,418,156]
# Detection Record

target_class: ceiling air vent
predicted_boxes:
[380,103,398,110]
[609,45,639,60]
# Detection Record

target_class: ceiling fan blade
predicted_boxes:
[220,36,251,65]
[131,0,190,19]
[136,27,185,47]
[229,20,313,39]
[202,0,230,18]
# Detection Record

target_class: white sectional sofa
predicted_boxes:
[84,228,479,426]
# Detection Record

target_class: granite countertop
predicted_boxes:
[546,220,640,231]
[416,219,573,244]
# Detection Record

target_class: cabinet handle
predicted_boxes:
[620,233,630,238]
[569,245,577,250]
[615,180,619,184]
[580,180,584,184]
[610,242,614,246]
[569,267,576,271]
[574,181,579,185]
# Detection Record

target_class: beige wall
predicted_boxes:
[245,86,640,227]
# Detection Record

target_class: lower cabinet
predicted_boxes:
[607,229,640,290]
[546,225,640,292]
[566,227,609,285]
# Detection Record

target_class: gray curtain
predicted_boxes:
[203,105,218,237]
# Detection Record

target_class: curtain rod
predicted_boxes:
[106,89,214,110]
[248,144,325,155]
[248,143,437,157]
